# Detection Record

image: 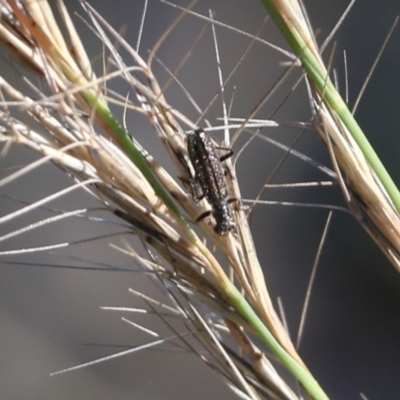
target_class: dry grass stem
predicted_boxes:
[271,0,400,270]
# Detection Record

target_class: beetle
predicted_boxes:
[186,129,235,235]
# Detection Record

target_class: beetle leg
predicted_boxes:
[196,209,213,222]
[216,146,234,162]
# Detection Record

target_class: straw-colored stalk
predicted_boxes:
[260,0,400,270]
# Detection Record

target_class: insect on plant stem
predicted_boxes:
[186,129,236,235]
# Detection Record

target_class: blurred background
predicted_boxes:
[1,0,400,399]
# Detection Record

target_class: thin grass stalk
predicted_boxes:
[260,0,400,270]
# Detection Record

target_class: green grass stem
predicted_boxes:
[260,0,400,213]
[226,282,330,400]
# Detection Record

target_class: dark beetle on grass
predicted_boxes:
[186,129,236,235]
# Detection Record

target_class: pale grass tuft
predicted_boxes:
[3,0,395,399]
[0,1,320,399]
[268,0,400,270]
